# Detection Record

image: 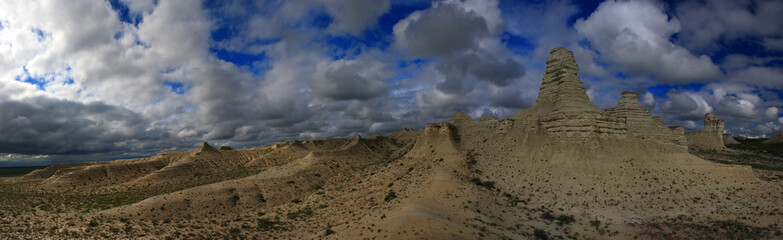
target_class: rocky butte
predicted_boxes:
[3,47,781,239]
[685,113,728,151]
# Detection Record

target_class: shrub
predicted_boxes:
[257,218,279,230]
[534,229,548,240]
[384,190,397,202]
[556,215,575,226]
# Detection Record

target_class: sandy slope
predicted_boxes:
[2,47,782,239]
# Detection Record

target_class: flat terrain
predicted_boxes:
[692,140,783,181]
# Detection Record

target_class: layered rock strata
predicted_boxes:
[685,113,727,150]
[605,91,687,147]
[524,47,628,139]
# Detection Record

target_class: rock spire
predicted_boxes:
[533,47,599,114]
[685,113,727,150]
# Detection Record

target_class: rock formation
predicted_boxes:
[532,47,599,114]
[685,113,727,150]
[604,91,687,147]
[6,46,779,239]
[723,134,741,145]
[479,115,498,122]
[195,142,219,155]
[765,131,783,144]
[515,47,628,140]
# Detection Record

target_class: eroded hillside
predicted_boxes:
[1,47,782,239]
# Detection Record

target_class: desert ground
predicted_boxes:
[1,47,782,239]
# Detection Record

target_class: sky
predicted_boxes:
[0,0,782,166]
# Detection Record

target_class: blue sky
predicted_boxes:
[0,0,782,166]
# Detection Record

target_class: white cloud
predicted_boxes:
[659,91,713,121]
[0,0,781,164]
[574,0,722,83]
[767,107,780,120]
[641,92,655,108]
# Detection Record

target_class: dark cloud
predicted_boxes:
[395,1,489,57]
[434,53,524,94]
[675,0,783,51]
[313,61,388,101]
[489,87,528,109]
[727,66,783,88]
[0,96,159,155]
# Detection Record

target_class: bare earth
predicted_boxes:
[1,47,781,239]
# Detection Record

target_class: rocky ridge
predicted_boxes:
[3,47,781,239]
[765,131,783,144]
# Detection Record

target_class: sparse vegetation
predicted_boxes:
[384,190,397,202]
[286,207,313,219]
[256,219,280,231]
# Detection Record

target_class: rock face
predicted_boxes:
[533,47,599,114]
[479,115,498,122]
[605,91,687,147]
[685,113,727,150]
[12,46,778,240]
[197,142,219,153]
[723,134,741,145]
[765,131,783,144]
[519,47,628,140]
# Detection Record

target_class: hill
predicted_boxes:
[1,47,781,239]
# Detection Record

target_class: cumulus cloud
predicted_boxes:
[640,92,655,108]
[659,91,713,121]
[674,0,783,51]
[0,95,158,155]
[727,66,783,88]
[313,59,389,101]
[766,107,780,120]
[394,0,526,117]
[0,0,781,165]
[574,0,722,83]
[394,1,491,57]
[325,0,391,35]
